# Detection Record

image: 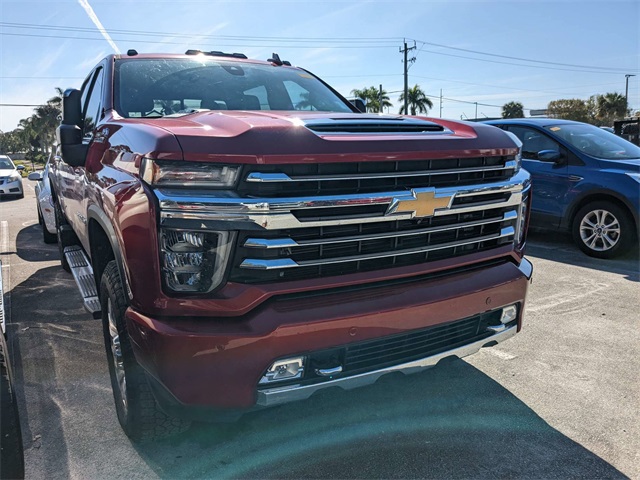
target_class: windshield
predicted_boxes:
[114,58,353,118]
[545,123,640,160]
[0,157,15,169]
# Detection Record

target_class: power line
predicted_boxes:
[0,21,403,43]
[1,21,637,75]
[0,32,396,49]
[413,39,632,73]
[416,47,637,75]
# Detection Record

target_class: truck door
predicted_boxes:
[61,66,105,248]
[505,125,571,229]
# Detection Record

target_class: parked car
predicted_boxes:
[485,119,639,258]
[0,261,25,480]
[28,160,57,243]
[0,155,24,199]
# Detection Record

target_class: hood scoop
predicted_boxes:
[304,117,447,135]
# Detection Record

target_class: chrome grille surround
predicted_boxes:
[156,169,531,285]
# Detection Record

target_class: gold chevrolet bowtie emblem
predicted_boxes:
[386,189,453,218]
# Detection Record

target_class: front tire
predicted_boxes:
[100,261,190,442]
[572,201,636,259]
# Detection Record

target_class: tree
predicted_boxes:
[398,85,433,115]
[547,98,592,123]
[593,92,627,126]
[351,86,392,113]
[502,101,524,118]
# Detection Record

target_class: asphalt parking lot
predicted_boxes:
[1,181,639,479]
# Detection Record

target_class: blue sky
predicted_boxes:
[0,0,638,132]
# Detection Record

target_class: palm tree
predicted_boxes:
[502,101,524,118]
[351,86,392,113]
[398,85,433,115]
[595,92,627,125]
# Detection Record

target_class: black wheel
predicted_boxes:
[572,201,636,259]
[42,220,57,244]
[54,201,71,272]
[37,206,43,225]
[100,261,190,442]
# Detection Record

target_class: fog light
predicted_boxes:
[259,357,305,384]
[500,304,518,324]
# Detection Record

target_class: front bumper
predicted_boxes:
[0,179,23,196]
[126,257,532,417]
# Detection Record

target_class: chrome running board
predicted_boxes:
[64,246,101,319]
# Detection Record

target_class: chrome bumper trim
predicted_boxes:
[156,170,531,230]
[256,324,518,407]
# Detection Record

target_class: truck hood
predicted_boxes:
[134,111,519,161]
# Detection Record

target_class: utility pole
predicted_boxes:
[400,40,416,114]
[625,74,635,111]
[379,84,383,114]
[439,89,443,118]
[474,102,478,120]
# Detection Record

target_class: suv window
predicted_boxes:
[507,126,560,160]
[83,67,104,138]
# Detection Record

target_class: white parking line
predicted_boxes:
[486,348,517,360]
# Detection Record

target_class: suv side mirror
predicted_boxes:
[538,150,562,162]
[57,88,87,167]
[350,98,366,113]
[16,165,25,171]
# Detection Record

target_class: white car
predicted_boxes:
[0,155,24,199]
[27,162,57,243]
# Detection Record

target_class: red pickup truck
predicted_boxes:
[51,50,532,441]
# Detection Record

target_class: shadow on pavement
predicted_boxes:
[15,224,59,263]
[7,263,88,480]
[133,359,626,479]
[526,231,639,282]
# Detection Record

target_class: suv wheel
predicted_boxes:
[100,261,190,442]
[572,201,635,259]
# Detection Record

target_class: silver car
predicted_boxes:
[0,155,24,199]
[27,162,57,243]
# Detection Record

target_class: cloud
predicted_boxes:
[77,0,120,54]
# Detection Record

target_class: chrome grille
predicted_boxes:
[239,156,516,197]
[230,205,518,283]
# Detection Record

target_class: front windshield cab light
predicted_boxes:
[625,172,640,183]
[141,158,240,188]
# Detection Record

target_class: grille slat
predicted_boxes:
[239,156,515,198]
[231,205,518,283]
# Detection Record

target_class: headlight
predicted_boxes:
[503,130,523,174]
[160,229,234,293]
[626,172,640,183]
[141,159,240,188]
[9,174,21,182]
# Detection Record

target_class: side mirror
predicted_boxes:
[538,150,562,162]
[350,98,366,113]
[28,171,43,181]
[16,165,25,171]
[57,88,87,167]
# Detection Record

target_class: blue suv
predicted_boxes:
[486,119,639,258]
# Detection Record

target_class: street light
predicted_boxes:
[625,74,636,111]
